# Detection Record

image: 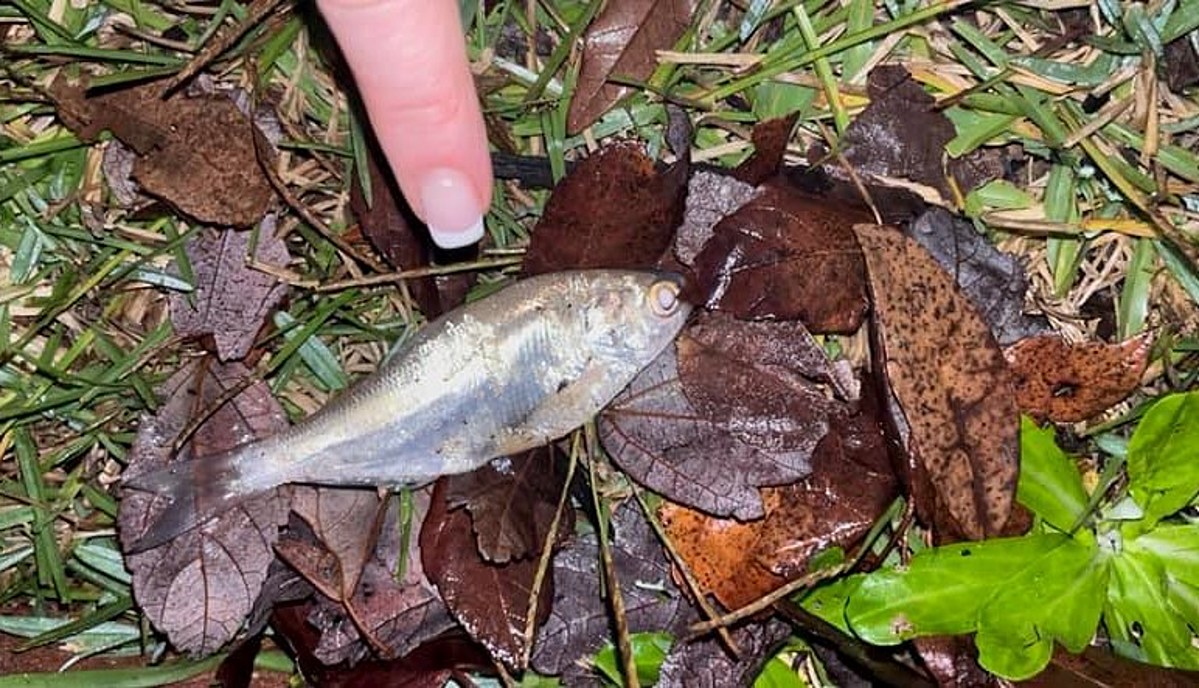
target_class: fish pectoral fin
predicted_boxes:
[512,363,610,443]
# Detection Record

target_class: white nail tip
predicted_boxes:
[428,217,485,249]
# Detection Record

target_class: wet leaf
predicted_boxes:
[169,219,290,361]
[601,313,848,520]
[840,66,1002,199]
[349,130,472,318]
[445,446,570,564]
[272,602,490,688]
[1006,334,1152,422]
[531,501,696,677]
[522,141,687,275]
[690,183,870,333]
[1164,36,1199,92]
[568,0,698,133]
[658,618,792,688]
[50,77,273,227]
[290,487,387,600]
[673,170,760,267]
[732,112,800,186]
[854,223,1019,540]
[420,479,552,668]
[1020,645,1199,687]
[300,490,456,664]
[908,208,1050,345]
[912,636,1001,688]
[659,383,896,609]
[118,359,290,654]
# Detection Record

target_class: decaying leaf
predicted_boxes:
[119,359,290,654]
[290,487,388,600]
[690,183,870,333]
[1023,645,1199,687]
[50,77,273,227]
[839,66,1002,200]
[349,132,472,318]
[732,112,800,186]
[522,141,687,275]
[659,384,897,609]
[658,618,792,688]
[673,170,761,267]
[1006,333,1152,422]
[908,208,1049,345]
[420,479,553,668]
[602,312,849,520]
[854,223,1019,540]
[532,501,696,678]
[568,0,698,133]
[169,219,290,361]
[445,445,571,564]
[293,491,455,665]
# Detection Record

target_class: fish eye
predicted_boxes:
[648,280,681,317]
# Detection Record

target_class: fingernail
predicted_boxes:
[420,167,485,249]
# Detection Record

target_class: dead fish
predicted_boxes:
[124,269,690,551]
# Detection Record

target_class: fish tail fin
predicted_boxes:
[122,447,262,553]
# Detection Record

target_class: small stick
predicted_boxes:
[161,0,290,96]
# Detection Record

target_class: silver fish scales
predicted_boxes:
[124,269,690,551]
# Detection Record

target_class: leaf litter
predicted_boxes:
[17,3,1193,681]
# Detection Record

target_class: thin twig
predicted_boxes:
[161,0,290,96]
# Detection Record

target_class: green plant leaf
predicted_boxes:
[592,631,673,687]
[845,535,1069,645]
[975,535,1108,680]
[1129,524,1199,589]
[801,575,864,635]
[1018,417,1089,532]
[1127,392,1199,526]
[1106,550,1199,669]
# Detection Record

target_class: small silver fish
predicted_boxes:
[124,269,690,551]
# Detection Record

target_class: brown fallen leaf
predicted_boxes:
[50,77,273,227]
[288,490,456,665]
[601,313,847,520]
[673,170,761,267]
[531,501,697,679]
[659,618,793,688]
[659,382,897,609]
[522,140,687,276]
[420,479,554,668]
[1005,333,1152,422]
[445,445,571,564]
[732,112,801,186]
[119,358,290,654]
[568,0,698,134]
[838,66,1003,200]
[290,487,387,600]
[854,223,1019,540]
[169,219,290,361]
[907,208,1050,345]
[690,183,871,333]
[1019,645,1199,687]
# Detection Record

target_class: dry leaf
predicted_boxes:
[908,208,1049,345]
[420,479,553,668]
[840,66,1002,200]
[568,0,698,133]
[732,112,800,186]
[601,313,848,520]
[1006,333,1152,422]
[690,183,870,333]
[445,446,571,564]
[659,618,792,688]
[854,223,1019,540]
[290,487,387,600]
[169,220,289,361]
[659,383,896,609]
[522,141,687,275]
[531,501,696,678]
[51,77,273,227]
[673,170,761,267]
[119,359,290,654]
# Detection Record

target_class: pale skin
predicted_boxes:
[317,0,493,249]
